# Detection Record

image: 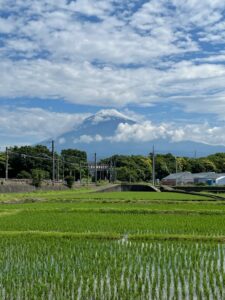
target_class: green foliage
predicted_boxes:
[2,144,225,183]
[16,170,32,179]
[1,145,87,180]
[189,158,216,173]
[102,155,152,182]
[8,145,52,178]
[207,153,225,172]
[31,169,48,187]
[61,149,87,180]
[0,152,5,178]
[65,176,74,188]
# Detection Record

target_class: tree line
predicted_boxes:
[0,145,225,183]
[0,145,87,183]
[101,152,225,182]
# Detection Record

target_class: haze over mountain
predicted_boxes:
[44,109,225,159]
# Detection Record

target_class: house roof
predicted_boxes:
[162,172,193,180]
[163,172,225,181]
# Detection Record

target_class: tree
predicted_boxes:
[207,153,225,172]
[17,170,32,179]
[176,157,189,172]
[0,152,5,178]
[65,176,74,188]
[155,158,170,179]
[61,149,87,180]
[200,159,216,172]
[8,145,52,178]
[31,169,49,187]
[101,155,152,182]
[116,167,137,182]
[189,158,216,173]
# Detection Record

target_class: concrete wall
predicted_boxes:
[99,184,156,192]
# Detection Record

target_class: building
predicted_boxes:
[161,172,194,186]
[194,172,225,186]
[161,172,225,186]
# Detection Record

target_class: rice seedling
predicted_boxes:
[0,190,224,298]
[0,238,223,299]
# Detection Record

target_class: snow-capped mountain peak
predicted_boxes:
[41,109,225,158]
[86,109,135,124]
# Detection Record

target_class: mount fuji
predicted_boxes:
[43,109,225,158]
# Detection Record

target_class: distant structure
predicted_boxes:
[162,172,225,186]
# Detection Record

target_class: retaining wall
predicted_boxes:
[99,184,157,192]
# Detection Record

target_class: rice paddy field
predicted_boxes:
[1,189,225,299]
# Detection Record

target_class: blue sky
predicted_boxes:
[1,0,225,147]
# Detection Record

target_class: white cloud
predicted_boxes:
[109,121,225,146]
[0,0,225,121]
[74,134,103,144]
[0,107,89,143]
[58,137,66,145]
[110,122,168,142]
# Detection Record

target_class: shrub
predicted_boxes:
[65,176,74,188]
[31,169,47,187]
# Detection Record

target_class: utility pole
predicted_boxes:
[194,150,197,159]
[109,159,113,183]
[62,157,65,182]
[87,164,89,186]
[114,159,117,183]
[152,145,155,186]
[79,163,82,185]
[5,147,9,181]
[175,155,178,186]
[57,158,60,181]
[52,140,55,184]
[94,153,97,184]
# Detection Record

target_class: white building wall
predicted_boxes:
[215,176,225,186]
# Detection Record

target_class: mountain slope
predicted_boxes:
[42,109,225,158]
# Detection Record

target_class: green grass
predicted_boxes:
[2,200,225,211]
[0,208,225,236]
[0,190,224,239]
[0,190,212,203]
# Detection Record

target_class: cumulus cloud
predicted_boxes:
[108,121,225,146]
[0,107,89,144]
[0,0,225,121]
[74,134,103,144]
[110,122,168,142]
